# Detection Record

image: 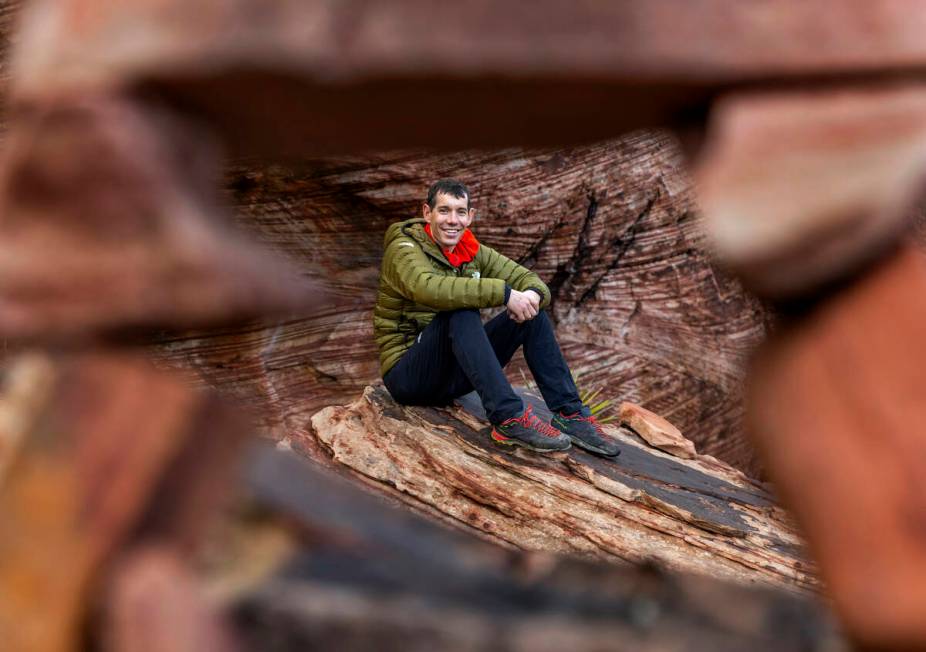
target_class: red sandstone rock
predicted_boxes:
[240,446,840,652]
[12,1,926,156]
[0,95,323,342]
[620,402,696,459]
[697,85,926,298]
[749,244,926,650]
[103,546,238,652]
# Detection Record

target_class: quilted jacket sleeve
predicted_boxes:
[477,244,551,309]
[383,237,507,310]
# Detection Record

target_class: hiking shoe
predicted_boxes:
[491,405,571,452]
[551,408,621,457]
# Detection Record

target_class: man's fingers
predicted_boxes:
[507,294,540,322]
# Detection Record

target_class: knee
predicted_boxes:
[444,308,480,324]
[443,308,481,338]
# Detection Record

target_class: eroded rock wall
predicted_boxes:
[148,132,771,476]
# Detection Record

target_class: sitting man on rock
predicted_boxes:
[374,179,619,457]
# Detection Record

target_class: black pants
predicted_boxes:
[383,309,584,425]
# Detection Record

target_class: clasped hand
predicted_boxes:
[506,289,541,323]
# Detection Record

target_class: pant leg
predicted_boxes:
[383,312,461,406]
[384,309,524,424]
[439,310,529,398]
[484,310,584,415]
[444,309,523,424]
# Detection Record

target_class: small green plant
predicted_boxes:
[518,368,536,390]
[518,369,617,424]
[577,382,617,424]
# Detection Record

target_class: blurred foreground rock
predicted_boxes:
[0,354,250,651]
[0,94,321,343]
[231,446,843,652]
[748,244,926,650]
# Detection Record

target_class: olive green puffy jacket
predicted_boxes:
[374,218,551,377]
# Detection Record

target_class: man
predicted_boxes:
[374,179,619,457]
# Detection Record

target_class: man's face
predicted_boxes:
[423,192,475,249]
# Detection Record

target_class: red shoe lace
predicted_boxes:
[511,405,562,438]
[563,411,607,437]
[584,414,606,435]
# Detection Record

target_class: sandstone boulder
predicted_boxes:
[620,401,697,459]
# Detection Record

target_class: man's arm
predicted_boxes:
[383,238,507,310]
[478,244,551,309]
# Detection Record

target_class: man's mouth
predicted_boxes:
[442,228,460,238]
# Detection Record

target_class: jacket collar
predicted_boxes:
[401,219,464,269]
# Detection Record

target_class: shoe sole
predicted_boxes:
[567,435,620,457]
[491,430,571,453]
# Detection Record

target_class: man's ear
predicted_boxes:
[467,207,476,225]
[422,202,431,219]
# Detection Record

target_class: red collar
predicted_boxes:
[424,223,480,267]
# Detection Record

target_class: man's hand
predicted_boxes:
[524,289,542,311]
[507,289,539,323]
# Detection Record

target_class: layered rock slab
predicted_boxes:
[308,386,814,593]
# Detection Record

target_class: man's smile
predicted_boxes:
[423,189,475,249]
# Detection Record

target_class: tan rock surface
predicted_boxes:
[620,401,697,459]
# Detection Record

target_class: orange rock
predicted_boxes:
[748,244,926,650]
[619,402,697,459]
[0,354,251,652]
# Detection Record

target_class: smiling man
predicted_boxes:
[373,179,619,457]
